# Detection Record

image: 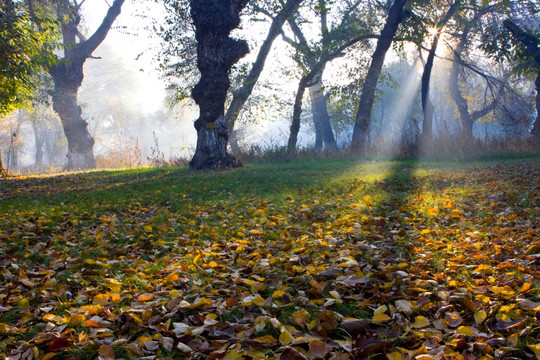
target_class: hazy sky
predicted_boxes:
[80,0,167,114]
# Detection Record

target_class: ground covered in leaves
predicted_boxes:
[1,157,539,360]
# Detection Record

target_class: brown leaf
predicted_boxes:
[280,347,308,360]
[308,339,331,360]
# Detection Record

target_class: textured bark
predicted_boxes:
[225,0,303,138]
[48,0,124,170]
[189,0,249,170]
[421,0,459,143]
[351,0,408,150]
[504,20,540,139]
[287,78,309,154]
[309,76,336,150]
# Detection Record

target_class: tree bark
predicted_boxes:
[421,0,459,144]
[287,77,309,154]
[225,0,303,138]
[351,0,408,151]
[189,0,249,170]
[48,0,124,170]
[309,75,336,150]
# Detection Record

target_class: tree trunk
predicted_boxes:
[50,63,95,170]
[351,0,408,151]
[421,0,459,144]
[287,78,309,154]
[226,0,302,136]
[309,76,336,150]
[31,117,45,168]
[48,0,124,170]
[189,0,249,170]
[0,151,4,174]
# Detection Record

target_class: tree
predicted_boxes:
[47,0,125,170]
[189,0,249,170]
[503,20,540,139]
[225,0,304,146]
[283,0,377,153]
[350,0,409,151]
[419,0,459,144]
[0,0,57,172]
[448,3,506,142]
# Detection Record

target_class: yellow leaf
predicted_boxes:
[105,279,122,293]
[279,329,294,345]
[137,293,154,302]
[93,294,110,306]
[165,273,179,283]
[0,323,9,333]
[373,313,391,322]
[474,310,487,325]
[457,326,475,336]
[252,296,266,306]
[85,258,97,265]
[527,344,540,360]
[519,283,532,293]
[386,351,403,360]
[144,225,153,232]
[291,310,310,327]
[363,195,371,202]
[222,349,242,360]
[193,254,202,265]
[42,353,58,360]
[272,290,285,299]
[492,286,515,299]
[208,261,218,268]
[254,335,277,344]
[67,314,86,327]
[374,305,388,315]
[18,298,30,309]
[508,333,519,347]
[412,316,430,329]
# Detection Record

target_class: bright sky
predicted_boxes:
[80,0,167,114]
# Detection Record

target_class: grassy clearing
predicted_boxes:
[0,156,539,359]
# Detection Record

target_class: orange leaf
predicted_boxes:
[137,293,154,302]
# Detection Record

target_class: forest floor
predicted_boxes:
[0,155,539,360]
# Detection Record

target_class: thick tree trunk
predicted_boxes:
[50,63,95,170]
[48,0,124,170]
[351,0,408,151]
[189,0,248,170]
[309,77,336,150]
[0,151,3,174]
[226,0,302,136]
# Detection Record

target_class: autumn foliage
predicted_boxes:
[0,158,539,360]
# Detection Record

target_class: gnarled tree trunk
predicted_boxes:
[189,0,249,170]
[50,61,95,169]
[350,0,408,151]
[48,0,124,170]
